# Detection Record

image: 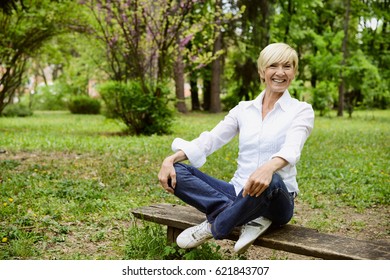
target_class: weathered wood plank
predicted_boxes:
[131,203,390,260]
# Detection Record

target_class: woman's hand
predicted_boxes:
[242,157,288,197]
[158,150,187,194]
[242,165,274,197]
[158,156,177,194]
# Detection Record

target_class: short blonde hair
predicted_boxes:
[257,43,299,83]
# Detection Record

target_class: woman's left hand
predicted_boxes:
[242,165,274,197]
[242,157,288,197]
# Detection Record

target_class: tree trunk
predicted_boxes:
[189,72,200,111]
[283,0,293,42]
[203,75,211,111]
[338,0,351,117]
[173,52,187,113]
[174,30,187,113]
[210,32,222,113]
[209,0,223,113]
[259,0,271,47]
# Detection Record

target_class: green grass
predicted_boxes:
[0,110,389,259]
[298,111,390,209]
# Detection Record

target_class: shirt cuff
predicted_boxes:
[271,150,299,166]
[171,138,206,168]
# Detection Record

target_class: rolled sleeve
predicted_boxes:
[271,104,314,166]
[171,138,206,168]
[171,107,239,168]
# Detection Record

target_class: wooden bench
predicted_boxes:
[131,203,390,260]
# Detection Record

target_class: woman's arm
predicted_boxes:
[172,107,240,168]
[243,104,314,197]
[158,105,240,193]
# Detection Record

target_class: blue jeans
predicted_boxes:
[172,163,295,240]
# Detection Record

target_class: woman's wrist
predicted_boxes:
[166,150,187,164]
[268,157,288,173]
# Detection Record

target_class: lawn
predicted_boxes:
[0,110,389,259]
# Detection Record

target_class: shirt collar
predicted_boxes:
[249,90,292,112]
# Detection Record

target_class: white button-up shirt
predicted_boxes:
[172,90,315,195]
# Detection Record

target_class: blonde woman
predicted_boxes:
[158,43,314,254]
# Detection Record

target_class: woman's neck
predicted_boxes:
[262,90,283,111]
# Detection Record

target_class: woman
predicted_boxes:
[158,43,314,254]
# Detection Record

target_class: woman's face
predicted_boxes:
[264,61,295,94]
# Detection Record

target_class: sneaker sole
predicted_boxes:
[234,221,272,254]
[234,242,254,255]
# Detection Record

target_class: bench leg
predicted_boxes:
[167,226,182,244]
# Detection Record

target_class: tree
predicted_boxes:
[0,0,24,14]
[218,0,273,110]
[209,0,223,113]
[83,1,211,87]
[358,0,390,109]
[0,0,77,114]
[272,0,389,114]
[222,0,274,109]
[174,30,187,113]
[82,0,234,133]
[337,0,351,117]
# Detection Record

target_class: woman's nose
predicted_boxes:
[275,66,284,74]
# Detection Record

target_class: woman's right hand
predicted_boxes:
[158,156,177,194]
[158,150,187,194]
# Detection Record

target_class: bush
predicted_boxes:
[1,103,33,117]
[312,81,337,116]
[31,83,70,111]
[68,96,101,115]
[221,93,242,111]
[98,80,173,135]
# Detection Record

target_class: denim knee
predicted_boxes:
[265,173,288,198]
[270,173,284,188]
[173,162,188,175]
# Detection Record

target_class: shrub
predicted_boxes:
[312,81,336,116]
[68,96,101,115]
[98,80,173,135]
[1,103,33,117]
[221,93,242,111]
[32,83,70,111]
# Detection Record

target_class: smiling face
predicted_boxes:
[257,43,298,94]
[264,61,295,94]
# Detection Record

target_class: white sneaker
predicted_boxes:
[176,220,213,249]
[234,216,272,254]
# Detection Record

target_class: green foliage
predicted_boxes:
[345,50,388,110]
[0,0,79,114]
[31,83,70,111]
[30,34,94,105]
[221,92,242,111]
[68,96,101,115]
[98,80,174,135]
[312,81,337,116]
[0,103,33,117]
